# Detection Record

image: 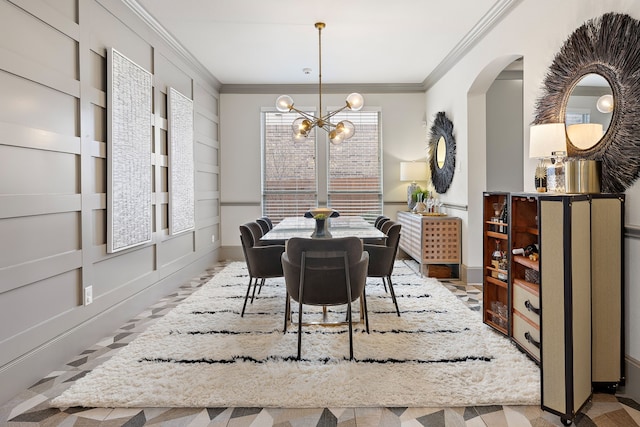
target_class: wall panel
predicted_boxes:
[0,71,77,135]
[0,1,78,79]
[92,246,155,295]
[0,0,220,405]
[0,269,81,345]
[0,212,80,268]
[0,145,78,194]
[158,232,194,268]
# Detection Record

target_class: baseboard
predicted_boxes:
[464,265,482,284]
[621,356,640,402]
[220,245,244,261]
[0,251,217,406]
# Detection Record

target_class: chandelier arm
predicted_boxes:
[321,105,349,124]
[289,106,320,122]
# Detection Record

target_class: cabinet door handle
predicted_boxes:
[524,300,540,315]
[524,332,541,349]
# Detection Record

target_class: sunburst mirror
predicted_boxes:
[428,111,456,194]
[533,13,640,193]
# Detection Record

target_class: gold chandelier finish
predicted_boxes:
[276,22,364,144]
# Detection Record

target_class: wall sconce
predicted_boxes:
[400,161,428,210]
[529,123,567,192]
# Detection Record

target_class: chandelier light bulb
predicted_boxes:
[346,93,364,111]
[276,95,294,112]
[329,130,344,145]
[596,94,614,113]
[292,118,311,135]
[337,120,355,139]
[293,132,307,143]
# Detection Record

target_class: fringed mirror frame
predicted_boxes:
[428,111,456,194]
[533,13,640,193]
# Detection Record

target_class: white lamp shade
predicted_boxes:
[400,161,428,182]
[529,123,567,158]
[566,123,604,150]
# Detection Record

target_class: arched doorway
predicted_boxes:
[465,55,524,282]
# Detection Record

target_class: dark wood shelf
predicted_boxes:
[486,230,507,240]
[513,255,539,271]
[485,274,508,289]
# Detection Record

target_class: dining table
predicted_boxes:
[262,215,385,327]
[260,215,387,241]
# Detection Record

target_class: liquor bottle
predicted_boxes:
[491,240,502,278]
[499,201,508,233]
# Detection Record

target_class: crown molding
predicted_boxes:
[122,0,222,91]
[422,0,523,90]
[220,83,425,94]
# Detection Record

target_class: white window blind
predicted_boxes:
[262,111,317,223]
[328,110,382,223]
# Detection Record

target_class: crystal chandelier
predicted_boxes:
[275,22,364,144]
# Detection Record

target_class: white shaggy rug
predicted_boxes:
[51,261,540,408]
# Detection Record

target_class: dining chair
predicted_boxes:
[256,218,271,235]
[374,215,389,229]
[239,223,285,317]
[281,236,369,360]
[376,216,391,230]
[249,219,285,247]
[364,222,402,316]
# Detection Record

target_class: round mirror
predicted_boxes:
[428,112,456,193]
[533,13,640,193]
[564,73,612,150]
[436,136,446,168]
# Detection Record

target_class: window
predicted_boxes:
[262,111,317,223]
[262,109,382,224]
[328,109,382,223]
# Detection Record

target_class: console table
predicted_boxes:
[397,211,461,278]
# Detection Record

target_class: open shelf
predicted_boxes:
[513,255,539,271]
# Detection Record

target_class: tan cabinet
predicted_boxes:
[397,211,461,278]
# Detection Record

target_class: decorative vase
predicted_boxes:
[311,218,331,238]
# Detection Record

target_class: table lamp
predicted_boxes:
[529,123,567,192]
[400,161,428,209]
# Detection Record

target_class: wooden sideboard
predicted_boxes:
[396,211,461,278]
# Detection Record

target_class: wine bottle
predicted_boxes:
[512,244,538,256]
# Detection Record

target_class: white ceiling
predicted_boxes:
[130,0,514,87]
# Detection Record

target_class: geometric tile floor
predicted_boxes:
[1,259,639,426]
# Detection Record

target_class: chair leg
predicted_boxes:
[241,277,255,317]
[347,300,354,360]
[250,278,263,303]
[361,290,370,334]
[284,293,290,332]
[297,299,303,360]
[386,276,401,316]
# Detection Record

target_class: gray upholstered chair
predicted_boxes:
[239,223,284,317]
[363,215,389,245]
[249,219,285,247]
[374,215,389,229]
[256,218,271,235]
[376,216,390,230]
[364,222,402,316]
[281,236,369,360]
